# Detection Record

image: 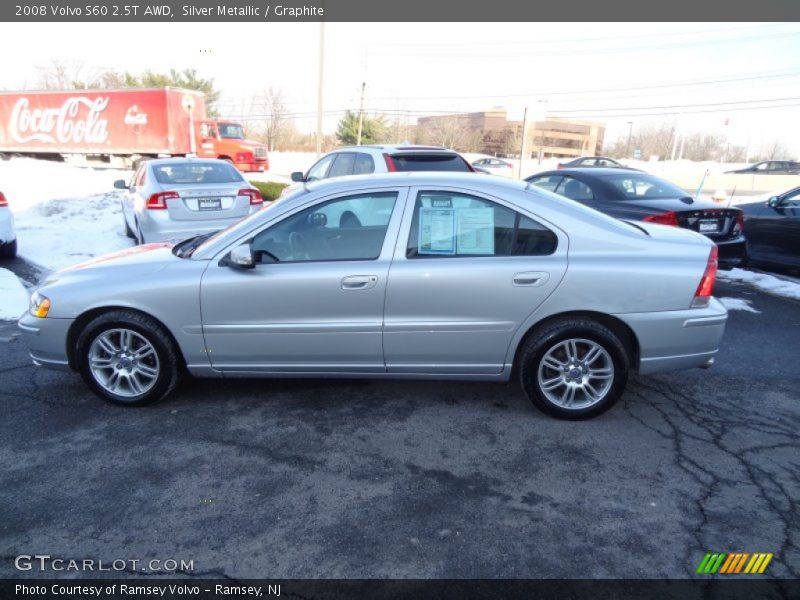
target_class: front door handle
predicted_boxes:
[342,275,378,290]
[513,271,549,287]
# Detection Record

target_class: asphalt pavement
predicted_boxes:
[0,278,798,579]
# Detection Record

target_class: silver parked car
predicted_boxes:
[116,158,264,244]
[19,173,727,419]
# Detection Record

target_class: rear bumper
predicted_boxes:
[615,297,728,375]
[18,312,74,371]
[0,209,15,243]
[139,208,259,243]
[716,236,746,269]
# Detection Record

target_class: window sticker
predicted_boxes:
[418,207,456,254]
[456,208,495,255]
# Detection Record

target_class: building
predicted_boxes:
[416,109,605,158]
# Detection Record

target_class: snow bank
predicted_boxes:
[719,269,800,302]
[718,296,760,313]
[0,268,29,320]
[0,158,135,271]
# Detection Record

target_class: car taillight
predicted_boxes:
[643,211,680,227]
[239,188,263,205]
[382,153,397,172]
[692,246,718,308]
[146,191,179,209]
[0,192,7,207]
[732,212,744,235]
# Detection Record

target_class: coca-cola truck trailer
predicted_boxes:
[0,88,269,172]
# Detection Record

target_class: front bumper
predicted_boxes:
[237,160,269,173]
[18,312,74,371]
[616,297,728,375]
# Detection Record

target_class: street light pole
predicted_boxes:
[315,22,325,157]
[356,81,366,146]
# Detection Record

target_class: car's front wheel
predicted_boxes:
[76,310,181,406]
[519,317,629,420]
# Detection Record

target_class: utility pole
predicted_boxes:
[356,81,366,146]
[625,121,633,158]
[315,22,325,157]
[518,107,529,180]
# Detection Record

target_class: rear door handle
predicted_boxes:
[342,275,378,290]
[513,271,549,287]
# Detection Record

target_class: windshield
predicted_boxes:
[152,162,243,184]
[217,123,245,139]
[600,173,689,200]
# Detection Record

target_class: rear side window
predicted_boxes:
[152,162,243,184]
[406,191,557,258]
[353,153,375,175]
[391,154,472,172]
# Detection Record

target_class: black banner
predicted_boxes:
[3,0,800,22]
[3,579,800,600]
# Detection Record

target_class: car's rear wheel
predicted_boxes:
[76,310,181,406]
[123,212,135,239]
[519,317,629,420]
[0,238,17,259]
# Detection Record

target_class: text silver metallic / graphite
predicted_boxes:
[182,4,325,18]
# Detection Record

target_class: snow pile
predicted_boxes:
[719,269,800,302]
[0,159,134,271]
[718,296,760,313]
[0,268,29,320]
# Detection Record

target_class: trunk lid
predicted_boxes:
[164,184,251,221]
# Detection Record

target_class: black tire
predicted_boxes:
[518,317,629,420]
[0,239,17,259]
[123,212,135,239]
[75,310,181,406]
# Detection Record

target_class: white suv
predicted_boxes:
[0,191,16,259]
[290,145,475,183]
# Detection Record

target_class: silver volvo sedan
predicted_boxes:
[19,173,727,419]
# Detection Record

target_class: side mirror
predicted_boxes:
[767,196,780,208]
[290,171,306,183]
[113,179,128,190]
[228,243,255,269]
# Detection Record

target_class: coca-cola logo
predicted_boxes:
[9,96,110,144]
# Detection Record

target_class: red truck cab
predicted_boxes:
[196,120,269,173]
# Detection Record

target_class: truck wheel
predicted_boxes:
[76,310,181,406]
[518,317,629,420]
[0,239,17,259]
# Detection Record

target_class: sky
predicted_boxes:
[1,22,799,156]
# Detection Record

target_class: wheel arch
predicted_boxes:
[511,310,640,375]
[66,306,187,372]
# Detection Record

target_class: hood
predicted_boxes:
[242,139,268,149]
[47,243,177,283]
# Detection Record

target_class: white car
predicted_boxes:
[472,157,514,177]
[0,191,17,259]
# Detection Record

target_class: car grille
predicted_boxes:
[254,147,268,158]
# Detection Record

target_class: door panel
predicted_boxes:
[383,187,567,374]
[199,188,408,372]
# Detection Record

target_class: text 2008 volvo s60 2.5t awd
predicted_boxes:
[18,173,727,419]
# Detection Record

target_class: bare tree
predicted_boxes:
[250,88,292,151]
[418,116,485,152]
[758,139,792,161]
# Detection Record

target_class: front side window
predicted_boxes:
[556,176,594,201]
[327,153,356,178]
[306,155,336,181]
[528,174,563,192]
[406,191,557,258]
[251,192,398,263]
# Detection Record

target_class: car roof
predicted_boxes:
[302,171,525,194]
[332,144,456,154]
[537,167,642,177]
[145,157,235,167]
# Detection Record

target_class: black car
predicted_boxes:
[738,187,800,269]
[725,160,800,175]
[526,168,746,269]
[557,156,627,169]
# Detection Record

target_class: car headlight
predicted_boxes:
[30,292,51,318]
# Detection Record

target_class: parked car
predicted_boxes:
[738,186,800,268]
[558,156,627,169]
[20,173,727,420]
[526,168,745,269]
[116,158,264,244]
[289,145,475,183]
[472,157,514,176]
[725,161,800,175]
[0,191,17,259]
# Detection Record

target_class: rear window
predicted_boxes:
[152,162,244,185]
[391,154,472,172]
[601,173,688,200]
